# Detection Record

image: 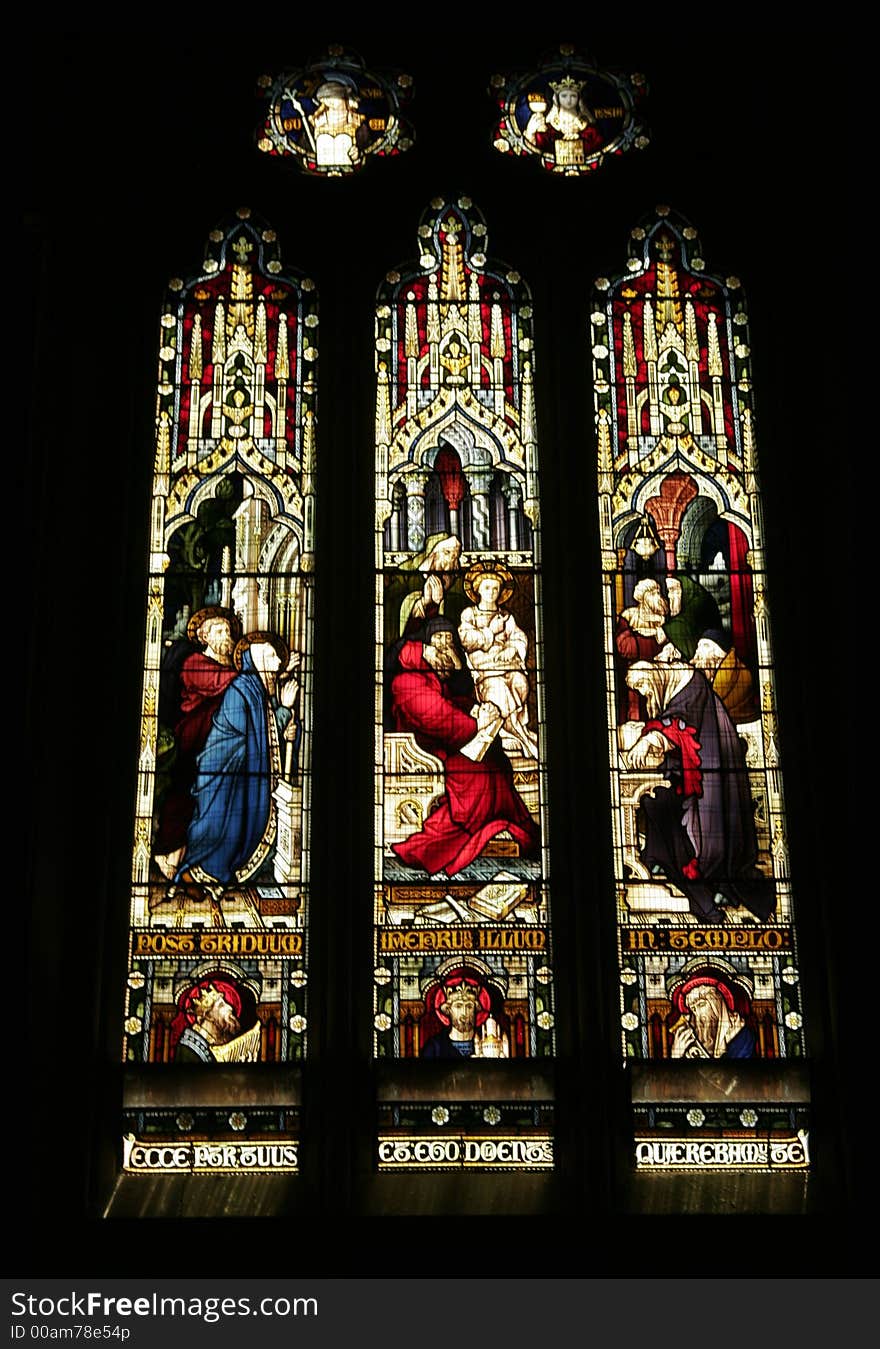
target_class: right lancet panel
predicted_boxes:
[593,208,810,1174]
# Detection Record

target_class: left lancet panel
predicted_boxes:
[122,210,316,1177]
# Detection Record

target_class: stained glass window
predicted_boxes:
[491,44,647,177]
[593,207,809,1173]
[256,45,413,178]
[373,197,554,1171]
[121,210,316,1177]
[24,29,859,1270]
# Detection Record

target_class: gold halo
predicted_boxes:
[419,954,508,1000]
[666,955,754,1005]
[464,561,515,605]
[186,606,242,644]
[173,960,261,1001]
[233,630,290,672]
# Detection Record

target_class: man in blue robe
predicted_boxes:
[177,633,298,892]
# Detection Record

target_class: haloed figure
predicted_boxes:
[458,564,538,759]
[420,976,510,1059]
[170,978,261,1063]
[176,632,299,895]
[154,607,239,880]
[670,975,756,1060]
[524,78,601,166]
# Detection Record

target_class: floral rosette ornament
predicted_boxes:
[490,45,647,178]
[257,46,413,178]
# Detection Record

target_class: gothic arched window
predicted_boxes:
[122,211,316,1175]
[373,198,554,1170]
[593,208,809,1174]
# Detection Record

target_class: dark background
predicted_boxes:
[23,29,859,1275]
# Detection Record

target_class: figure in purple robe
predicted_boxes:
[625,661,775,923]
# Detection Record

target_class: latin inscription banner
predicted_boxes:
[377,1135,553,1169]
[634,1132,809,1170]
[378,927,547,954]
[122,1135,299,1174]
[132,931,305,958]
[621,927,792,953]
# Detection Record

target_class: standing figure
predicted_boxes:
[458,562,538,759]
[661,573,722,663]
[615,578,675,721]
[692,630,757,724]
[624,660,774,922]
[389,619,540,877]
[177,632,299,895]
[154,607,240,880]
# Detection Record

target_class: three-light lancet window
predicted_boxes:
[119,199,808,1182]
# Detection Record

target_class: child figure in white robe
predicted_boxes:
[458,563,539,760]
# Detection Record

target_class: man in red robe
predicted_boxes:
[390,620,540,877]
[154,608,239,878]
[615,578,672,720]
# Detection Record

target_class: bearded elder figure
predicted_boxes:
[668,966,757,1060]
[389,618,540,877]
[170,976,262,1063]
[419,966,510,1059]
[154,607,240,881]
[624,659,775,924]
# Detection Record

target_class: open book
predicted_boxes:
[460,707,503,762]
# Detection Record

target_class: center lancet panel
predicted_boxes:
[373,197,554,1172]
[121,210,316,1178]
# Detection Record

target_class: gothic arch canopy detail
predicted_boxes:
[389,390,526,478]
